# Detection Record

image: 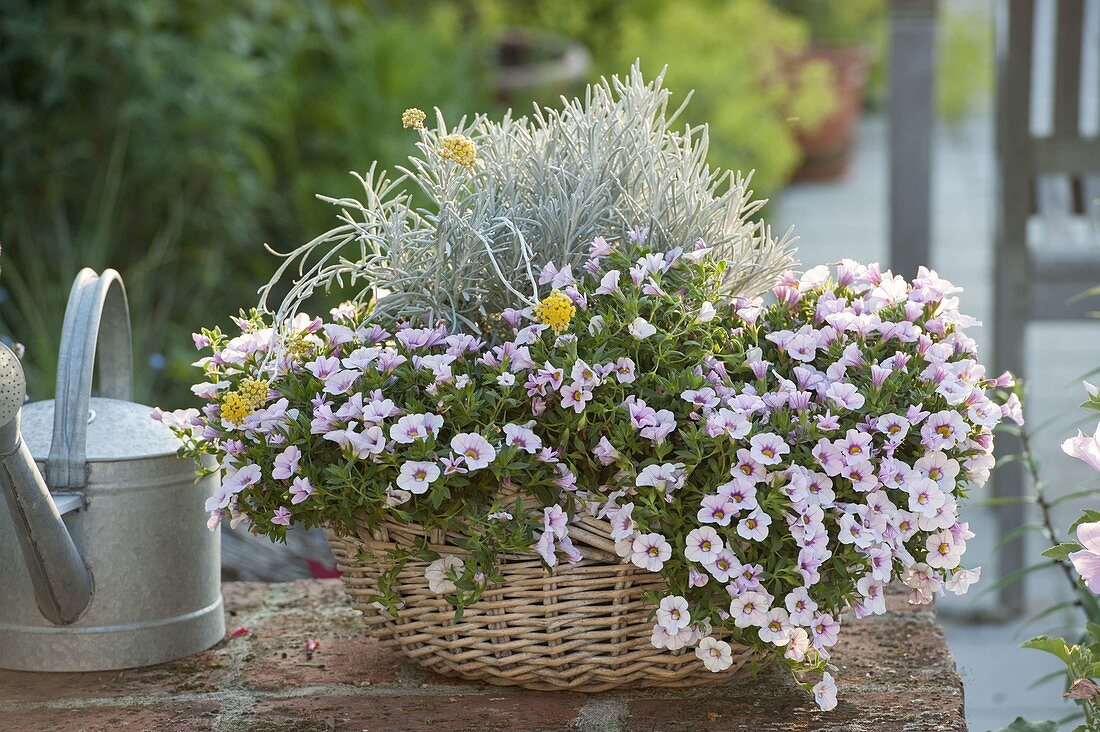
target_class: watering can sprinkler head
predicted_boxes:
[0,342,26,450]
[0,341,94,625]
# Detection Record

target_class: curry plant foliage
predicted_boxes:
[257,66,794,342]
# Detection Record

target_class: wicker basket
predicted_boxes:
[325,512,755,692]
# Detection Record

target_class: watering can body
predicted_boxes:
[0,269,224,671]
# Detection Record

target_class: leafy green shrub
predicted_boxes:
[0,0,492,404]
[770,0,885,47]
[473,0,836,201]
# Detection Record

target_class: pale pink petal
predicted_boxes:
[1069,549,1100,593]
[1077,521,1100,555]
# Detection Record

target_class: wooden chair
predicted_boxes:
[994,0,1100,613]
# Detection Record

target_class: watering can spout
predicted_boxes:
[0,346,93,625]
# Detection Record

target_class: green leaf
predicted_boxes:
[1042,543,1083,561]
[1022,636,1073,664]
[990,717,1057,732]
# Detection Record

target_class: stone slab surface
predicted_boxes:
[0,580,966,731]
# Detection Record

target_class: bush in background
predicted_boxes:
[0,0,492,403]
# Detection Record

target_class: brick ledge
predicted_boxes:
[0,580,967,731]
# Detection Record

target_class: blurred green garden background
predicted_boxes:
[0,0,991,406]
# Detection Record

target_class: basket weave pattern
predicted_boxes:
[325,514,754,692]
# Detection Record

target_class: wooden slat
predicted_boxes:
[1029,136,1100,173]
[888,0,937,277]
[1053,0,1084,137]
[996,0,1037,253]
[992,0,1037,617]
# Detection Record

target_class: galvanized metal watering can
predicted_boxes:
[0,268,224,671]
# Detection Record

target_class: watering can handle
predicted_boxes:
[47,268,134,490]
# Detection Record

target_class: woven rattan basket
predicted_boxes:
[325,512,755,692]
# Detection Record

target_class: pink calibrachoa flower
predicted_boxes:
[612,357,636,384]
[636,462,687,497]
[1068,522,1100,593]
[397,461,441,495]
[785,587,818,625]
[272,445,302,480]
[628,317,657,339]
[813,672,838,711]
[593,436,621,466]
[271,506,292,526]
[560,382,593,413]
[656,595,691,631]
[425,556,464,594]
[737,509,772,541]
[594,269,621,295]
[449,433,496,471]
[920,410,968,451]
[945,566,981,595]
[390,413,444,444]
[698,494,737,526]
[729,590,771,628]
[758,608,793,645]
[730,449,766,485]
[785,627,811,662]
[504,423,542,453]
[205,463,262,513]
[630,532,672,572]
[695,637,734,672]
[749,433,789,465]
[810,613,840,650]
[685,527,724,563]
[925,530,963,569]
[706,408,751,440]
[289,476,314,504]
[651,623,693,650]
[825,382,865,411]
[704,549,738,582]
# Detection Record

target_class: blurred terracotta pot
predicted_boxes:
[792,45,873,182]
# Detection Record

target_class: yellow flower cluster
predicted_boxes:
[401,107,426,129]
[221,379,269,425]
[238,379,269,405]
[220,392,251,425]
[282,335,314,362]
[440,134,477,169]
[534,290,576,334]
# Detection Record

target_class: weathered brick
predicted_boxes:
[0,580,969,731]
[0,702,219,732]
[247,692,586,732]
[0,648,232,704]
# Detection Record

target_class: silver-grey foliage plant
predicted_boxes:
[258,64,797,338]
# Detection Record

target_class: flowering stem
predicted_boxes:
[1019,423,1084,608]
